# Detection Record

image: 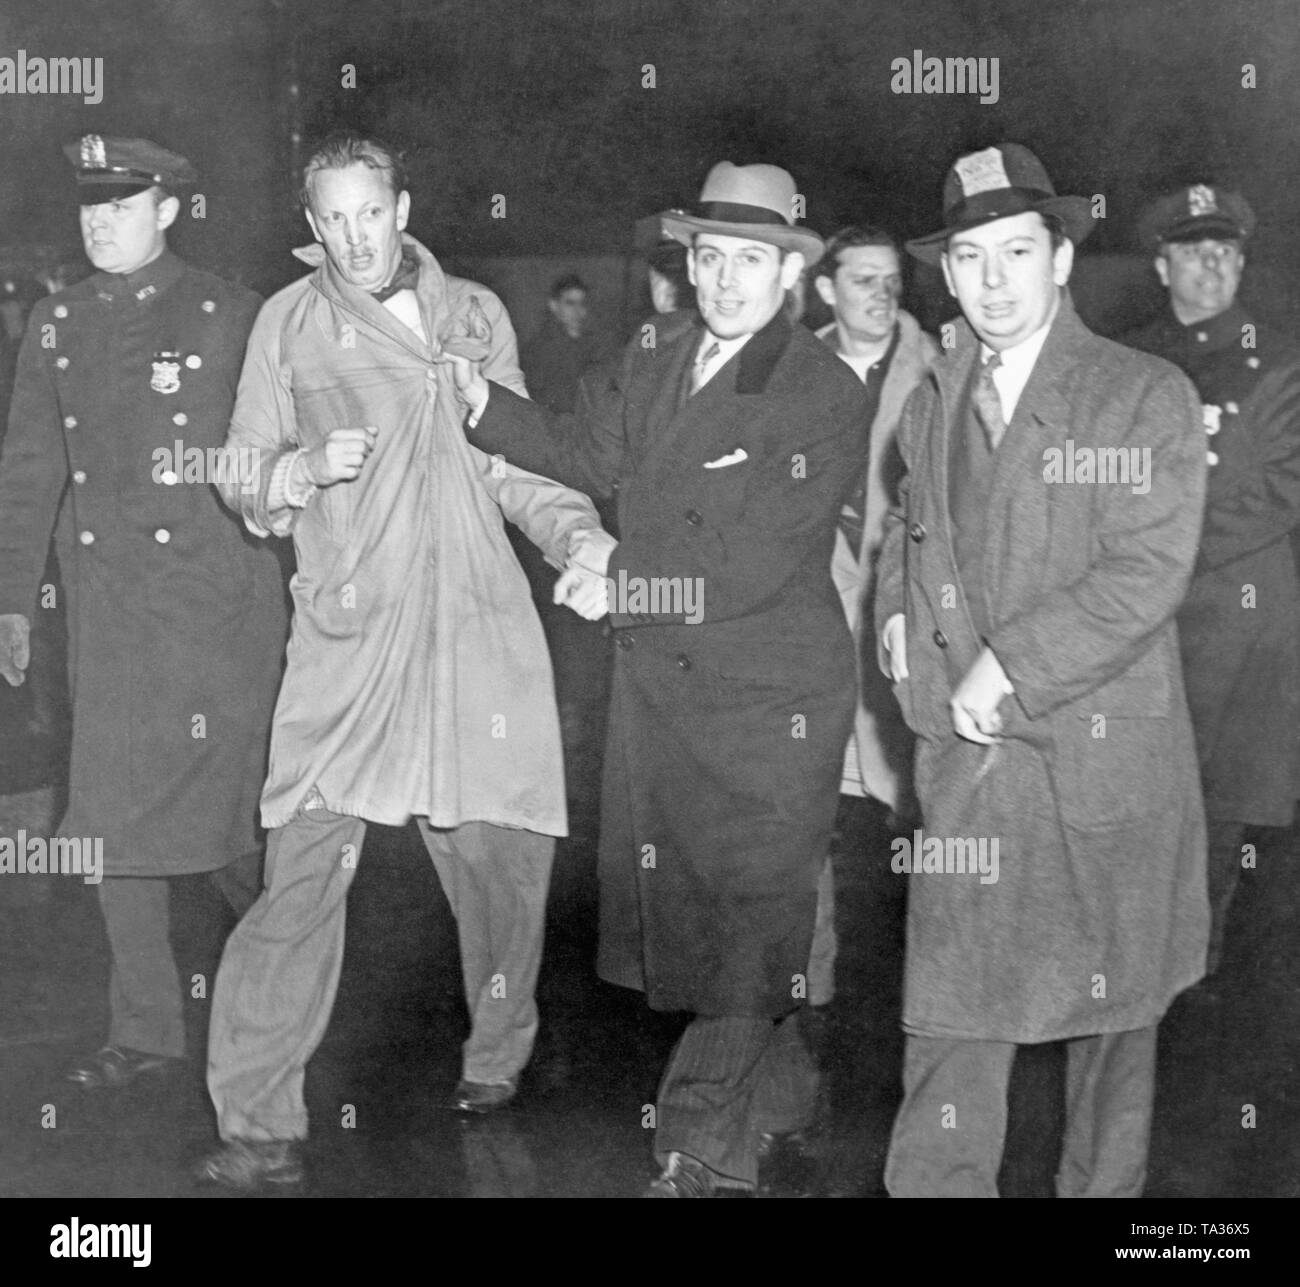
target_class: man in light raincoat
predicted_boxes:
[197,132,610,1189]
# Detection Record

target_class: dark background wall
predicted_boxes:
[1,0,1297,333]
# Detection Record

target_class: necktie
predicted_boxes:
[973,353,1006,450]
[690,340,721,395]
[371,255,420,303]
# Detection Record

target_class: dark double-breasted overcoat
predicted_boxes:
[1124,303,1300,827]
[876,296,1210,1043]
[0,251,287,876]
[470,309,868,1017]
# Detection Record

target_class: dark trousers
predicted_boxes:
[654,1011,819,1188]
[96,854,262,1058]
[1206,817,1247,974]
[885,1026,1158,1197]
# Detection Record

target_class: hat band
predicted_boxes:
[943,186,1054,229]
[77,167,162,184]
[695,200,792,227]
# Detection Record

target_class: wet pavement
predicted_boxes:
[1,725,1298,1199]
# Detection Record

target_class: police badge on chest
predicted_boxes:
[151,351,182,395]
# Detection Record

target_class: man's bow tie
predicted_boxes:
[371,257,420,303]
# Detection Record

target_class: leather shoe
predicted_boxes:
[644,1151,730,1197]
[194,1139,303,1190]
[65,1045,181,1089]
[757,1130,820,1197]
[450,1078,517,1114]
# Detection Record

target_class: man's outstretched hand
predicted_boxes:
[554,528,618,621]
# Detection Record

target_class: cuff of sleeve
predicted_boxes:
[270,449,317,511]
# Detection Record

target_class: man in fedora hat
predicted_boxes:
[443,161,868,1196]
[1123,186,1300,980]
[875,143,1208,1195]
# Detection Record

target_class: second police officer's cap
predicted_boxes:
[1137,183,1255,250]
[62,134,197,204]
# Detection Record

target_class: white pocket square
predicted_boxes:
[703,448,749,469]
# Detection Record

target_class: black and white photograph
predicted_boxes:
[0,0,1294,1248]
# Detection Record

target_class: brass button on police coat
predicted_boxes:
[1207,451,1219,466]
[685,509,703,526]
[72,469,87,484]
[173,412,188,427]
[910,522,926,542]
[53,304,67,319]
[63,415,77,429]
[159,470,178,485]
[933,628,948,648]
[56,357,69,371]
[676,654,692,671]
[79,530,94,545]
[154,528,171,544]
[185,354,202,370]
[616,633,636,650]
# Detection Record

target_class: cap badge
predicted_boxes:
[1188,184,1219,217]
[80,134,107,169]
[150,353,181,395]
[955,147,1012,198]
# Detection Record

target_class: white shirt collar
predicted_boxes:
[979,294,1059,423]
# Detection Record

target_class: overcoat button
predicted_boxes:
[154,528,171,544]
[1224,401,1239,415]
[201,300,215,313]
[1207,451,1219,466]
[1247,357,1260,369]
[910,522,926,542]
[79,530,94,545]
[159,470,178,486]
[63,415,77,429]
[185,354,202,370]
[56,356,69,370]
[685,509,703,526]
[1195,331,1208,343]
[72,469,87,485]
[53,304,67,319]
[616,633,635,650]
[173,412,188,426]
[676,654,692,671]
[933,629,948,648]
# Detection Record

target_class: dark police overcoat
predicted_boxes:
[1124,303,1300,827]
[0,251,287,876]
[470,309,868,1017]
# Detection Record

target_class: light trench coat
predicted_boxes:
[219,234,603,835]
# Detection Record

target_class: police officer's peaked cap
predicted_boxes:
[1137,184,1255,251]
[63,135,197,204]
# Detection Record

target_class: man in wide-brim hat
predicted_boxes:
[874,142,1208,1195]
[445,160,869,1196]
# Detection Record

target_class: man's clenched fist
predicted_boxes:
[301,427,379,486]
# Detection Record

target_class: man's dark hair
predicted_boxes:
[647,241,692,308]
[549,273,587,300]
[1039,212,1069,251]
[300,132,408,208]
[942,211,1070,257]
[816,225,902,282]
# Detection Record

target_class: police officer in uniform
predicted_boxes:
[1124,185,1300,975]
[0,136,287,1087]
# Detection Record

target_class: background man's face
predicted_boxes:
[816,243,902,344]
[689,234,803,340]
[1155,238,1244,325]
[79,188,176,276]
[549,287,588,336]
[942,211,1072,352]
[306,162,410,292]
